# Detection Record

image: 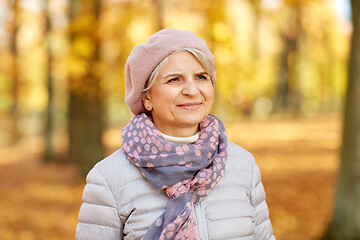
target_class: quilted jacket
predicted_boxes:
[75,141,275,240]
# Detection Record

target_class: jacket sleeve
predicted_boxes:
[75,167,123,240]
[250,161,276,240]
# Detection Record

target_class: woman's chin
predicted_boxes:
[175,115,208,128]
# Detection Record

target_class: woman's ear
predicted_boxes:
[143,93,152,111]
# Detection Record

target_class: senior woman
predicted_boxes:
[76,28,275,240]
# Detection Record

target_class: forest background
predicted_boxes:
[0,0,356,239]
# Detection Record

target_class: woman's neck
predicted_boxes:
[154,125,199,138]
[161,131,200,144]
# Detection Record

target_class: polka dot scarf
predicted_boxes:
[121,113,228,240]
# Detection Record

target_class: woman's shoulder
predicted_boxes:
[225,141,256,171]
[88,148,142,185]
[227,141,255,161]
[92,148,129,173]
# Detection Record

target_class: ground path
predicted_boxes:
[0,113,341,240]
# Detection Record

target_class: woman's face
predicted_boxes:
[144,50,214,137]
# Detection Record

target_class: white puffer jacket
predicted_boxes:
[75,142,275,240]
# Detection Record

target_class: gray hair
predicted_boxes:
[142,48,216,98]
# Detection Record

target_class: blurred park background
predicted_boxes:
[1,0,359,239]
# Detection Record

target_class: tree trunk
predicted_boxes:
[44,0,55,162]
[273,3,302,114]
[274,33,292,112]
[153,0,164,30]
[68,0,104,177]
[204,0,227,115]
[322,1,360,239]
[10,0,19,144]
[249,0,261,60]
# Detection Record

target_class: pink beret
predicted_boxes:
[124,28,215,115]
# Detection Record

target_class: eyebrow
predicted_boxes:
[164,71,209,79]
[196,71,209,76]
[164,73,182,79]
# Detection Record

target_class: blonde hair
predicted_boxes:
[142,48,216,98]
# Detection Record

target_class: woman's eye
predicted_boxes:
[197,75,208,80]
[167,78,179,83]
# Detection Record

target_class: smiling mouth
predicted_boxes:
[177,102,202,110]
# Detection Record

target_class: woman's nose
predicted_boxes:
[182,79,200,96]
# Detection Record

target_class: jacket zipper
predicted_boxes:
[194,201,209,240]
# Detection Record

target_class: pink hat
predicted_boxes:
[125,28,214,115]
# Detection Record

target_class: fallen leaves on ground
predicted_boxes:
[0,113,341,240]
